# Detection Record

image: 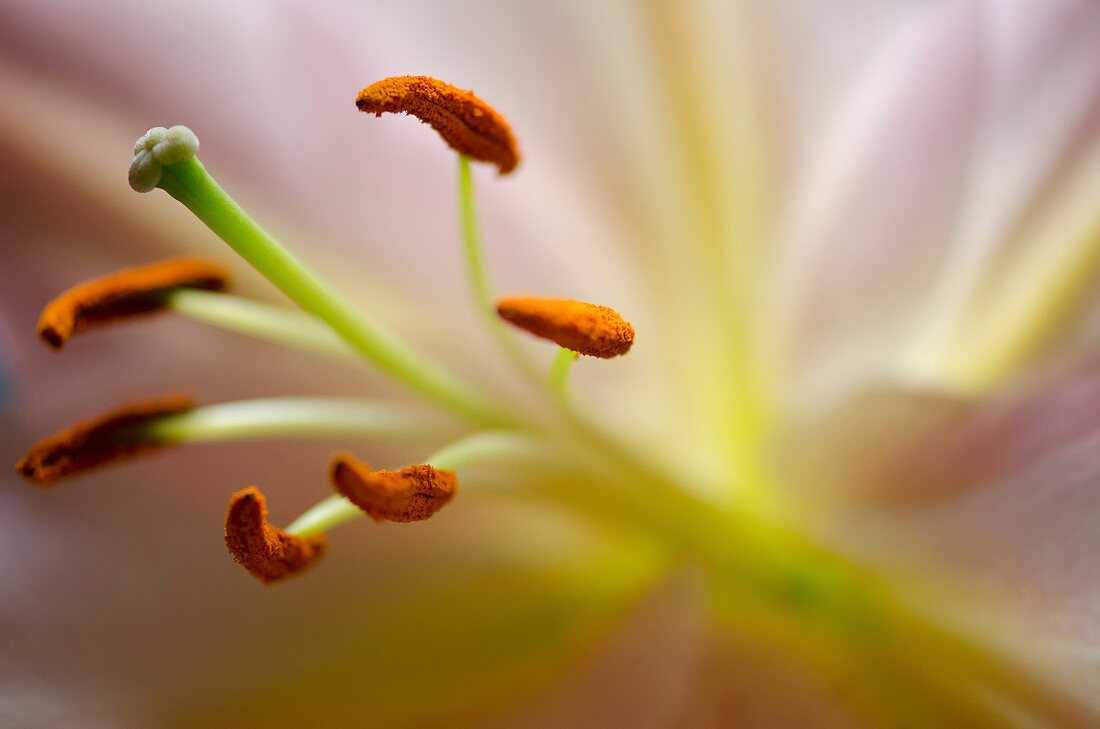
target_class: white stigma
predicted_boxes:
[128,125,200,193]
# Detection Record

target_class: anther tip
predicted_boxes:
[225,486,327,584]
[37,322,66,351]
[233,485,263,509]
[330,452,457,523]
[330,454,357,483]
[17,393,194,488]
[14,455,45,487]
[496,297,635,358]
[36,257,230,347]
[356,76,519,175]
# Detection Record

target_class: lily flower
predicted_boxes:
[4,1,1100,727]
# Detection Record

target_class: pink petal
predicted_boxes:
[769,1,1100,412]
[817,361,1100,715]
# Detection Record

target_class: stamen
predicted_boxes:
[456,156,542,385]
[142,397,452,443]
[356,76,520,174]
[224,486,327,584]
[548,347,579,406]
[16,393,194,487]
[141,129,511,427]
[284,431,553,538]
[165,289,358,362]
[38,258,230,350]
[496,297,635,358]
[330,452,457,523]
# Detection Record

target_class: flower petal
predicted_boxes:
[769,0,1100,412]
[905,0,1100,390]
[478,567,705,729]
[672,627,871,729]
[819,360,1100,718]
[768,1,985,413]
[161,536,667,727]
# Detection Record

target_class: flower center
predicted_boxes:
[16,76,1062,727]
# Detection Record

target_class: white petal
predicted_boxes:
[768,0,1100,412]
[768,1,985,414]
[821,362,1100,715]
[904,0,1100,388]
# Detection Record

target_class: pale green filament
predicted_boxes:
[285,430,551,537]
[458,156,494,317]
[154,157,509,427]
[138,397,450,442]
[425,429,555,470]
[166,289,357,361]
[282,495,356,539]
[548,347,578,407]
[457,156,542,383]
[452,156,686,508]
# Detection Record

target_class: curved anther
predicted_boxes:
[330,452,457,523]
[224,487,328,584]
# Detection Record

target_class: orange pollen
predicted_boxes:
[38,257,230,350]
[224,487,328,585]
[496,297,635,358]
[330,452,457,523]
[16,393,194,488]
[356,75,520,174]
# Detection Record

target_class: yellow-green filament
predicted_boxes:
[167,289,358,361]
[139,397,452,443]
[155,157,510,426]
[547,347,578,407]
[456,155,542,384]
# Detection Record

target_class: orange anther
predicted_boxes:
[496,297,635,358]
[330,452,457,523]
[224,487,328,584]
[356,76,520,174]
[16,393,194,487]
[38,257,229,349]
